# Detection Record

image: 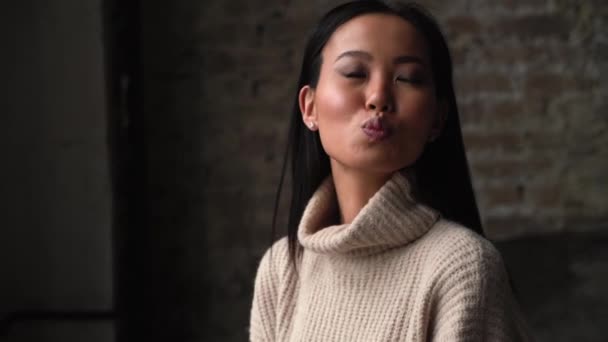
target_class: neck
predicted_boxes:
[330,160,393,224]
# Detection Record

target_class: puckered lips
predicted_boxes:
[361,116,391,142]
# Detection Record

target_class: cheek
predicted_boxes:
[315,83,362,148]
[399,93,437,132]
[392,93,437,163]
[315,100,362,167]
[315,83,360,122]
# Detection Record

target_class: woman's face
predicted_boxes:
[300,14,443,175]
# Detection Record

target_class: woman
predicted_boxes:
[250,1,530,341]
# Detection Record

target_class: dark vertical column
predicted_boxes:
[104,0,207,340]
[102,0,150,341]
[137,0,207,339]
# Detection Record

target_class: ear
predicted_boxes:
[430,100,447,142]
[299,85,318,131]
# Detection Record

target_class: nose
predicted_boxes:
[366,76,395,113]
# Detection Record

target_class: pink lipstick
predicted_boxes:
[361,117,390,141]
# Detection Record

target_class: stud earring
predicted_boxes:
[308,122,316,130]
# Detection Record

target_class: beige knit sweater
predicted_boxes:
[250,172,530,341]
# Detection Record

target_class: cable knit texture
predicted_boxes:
[250,172,531,341]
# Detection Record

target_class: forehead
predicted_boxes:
[323,13,429,62]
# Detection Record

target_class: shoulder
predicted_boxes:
[422,221,532,341]
[421,219,506,281]
[254,237,291,283]
[250,238,291,340]
[425,219,502,260]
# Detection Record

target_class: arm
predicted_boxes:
[430,240,531,341]
[249,248,278,342]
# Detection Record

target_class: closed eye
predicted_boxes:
[396,76,424,85]
[345,72,366,78]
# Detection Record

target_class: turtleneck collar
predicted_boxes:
[298,171,439,256]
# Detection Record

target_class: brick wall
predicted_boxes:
[447,0,607,240]
[139,0,607,340]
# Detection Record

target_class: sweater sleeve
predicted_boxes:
[430,238,531,342]
[249,247,279,342]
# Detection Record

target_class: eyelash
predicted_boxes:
[345,72,366,78]
[396,76,423,85]
[344,72,423,85]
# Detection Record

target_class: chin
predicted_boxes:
[327,144,418,174]
[340,157,410,175]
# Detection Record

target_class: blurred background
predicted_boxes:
[1,0,606,341]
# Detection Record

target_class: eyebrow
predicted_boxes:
[335,50,426,66]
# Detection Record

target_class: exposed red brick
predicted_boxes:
[492,14,571,39]
[522,131,563,150]
[527,73,598,97]
[525,73,580,95]
[471,159,526,178]
[482,185,524,207]
[463,131,523,153]
[470,158,553,178]
[480,44,545,64]
[456,73,512,93]
[446,16,481,35]
[593,42,608,60]
[527,184,562,207]
[450,44,468,65]
[460,100,527,127]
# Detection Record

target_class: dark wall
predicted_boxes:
[0,0,113,341]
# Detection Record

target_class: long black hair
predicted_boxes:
[271,0,483,265]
